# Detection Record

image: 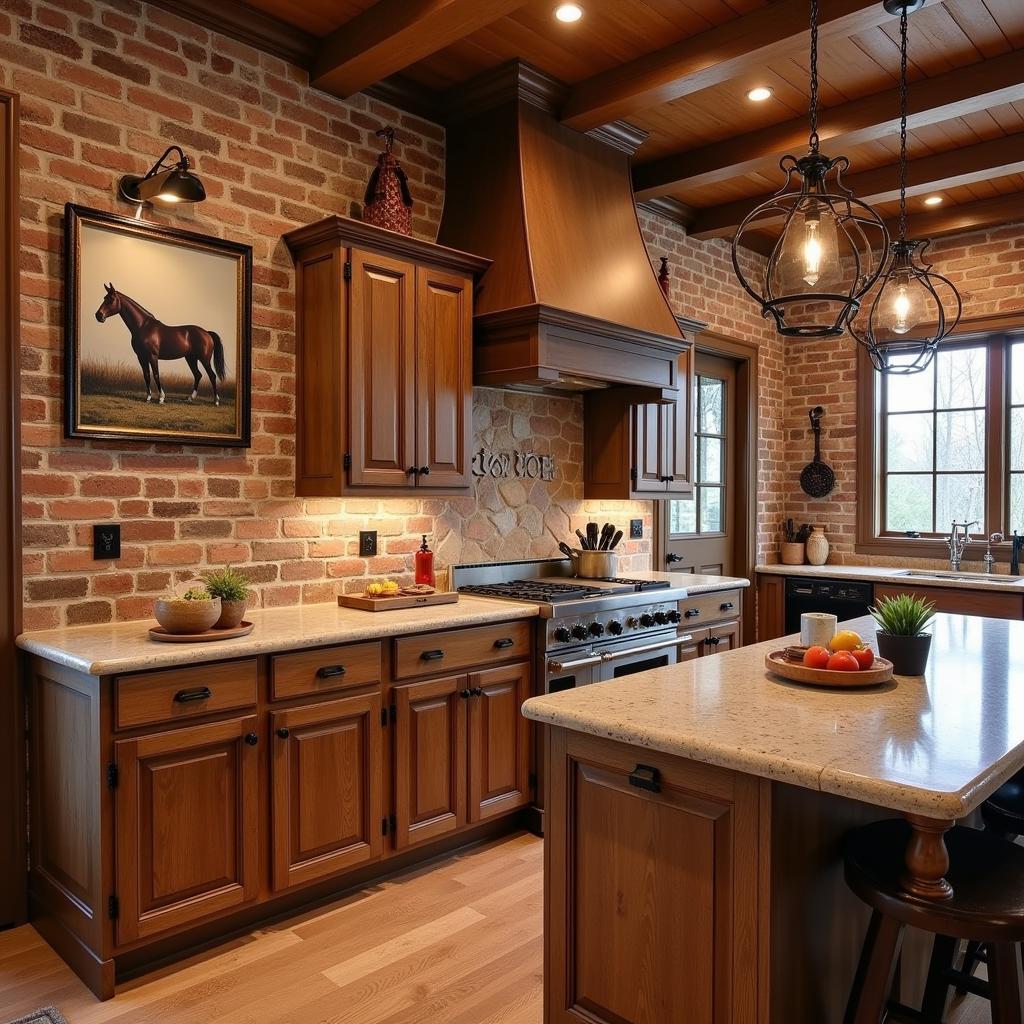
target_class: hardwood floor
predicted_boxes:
[0,831,993,1023]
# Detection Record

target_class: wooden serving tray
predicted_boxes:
[764,650,894,688]
[339,591,459,612]
[149,621,255,643]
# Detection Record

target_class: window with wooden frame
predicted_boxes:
[857,323,1024,558]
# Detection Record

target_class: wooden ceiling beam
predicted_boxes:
[312,0,530,98]
[893,192,1024,241]
[560,0,892,133]
[690,133,1024,239]
[633,50,1024,201]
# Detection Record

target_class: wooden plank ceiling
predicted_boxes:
[156,0,1024,243]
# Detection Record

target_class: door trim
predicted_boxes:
[0,87,23,927]
[655,332,758,647]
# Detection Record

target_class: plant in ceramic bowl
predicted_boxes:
[154,582,221,635]
[202,566,252,629]
[869,594,936,676]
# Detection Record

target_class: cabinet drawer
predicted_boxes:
[271,642,382,701]
[115,660,257,730]
[677,589,741,628]
[394,620,532,680]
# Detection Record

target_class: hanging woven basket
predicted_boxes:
[362,127,413,235]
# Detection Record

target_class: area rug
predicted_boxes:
[5,1009,68,1024]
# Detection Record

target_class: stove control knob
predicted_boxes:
[625,617,639,629]
[571,623,588,640]
[654,611,669,625]
[553,626,570,643]
[666,609,681,624]
[607,620,623,635]
[588,621,605,637]
[639,613,655,628]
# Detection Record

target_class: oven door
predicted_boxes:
[595,632,691,683]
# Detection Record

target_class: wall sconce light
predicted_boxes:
[118,145,206,205]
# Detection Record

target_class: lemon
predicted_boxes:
[829,629,863,652]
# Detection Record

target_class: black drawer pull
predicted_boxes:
[317,665,346,678]
[460,689,471,699]
[174,686,212,703]
[471,687,484,697]
[421,649,445,661]
[720,602,735,611]
[244,732,258,746]
[494,638,514,649]
[628,764,661,793]
[706,636,721,647]
[276,727,290,739]
[684,608,699,619]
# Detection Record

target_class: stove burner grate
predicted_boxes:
[591,577,672,592]
[458,579,605,604]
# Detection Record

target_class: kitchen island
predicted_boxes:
[523,612,1024,1023]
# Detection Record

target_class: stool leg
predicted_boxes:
[989,942,1024,1024]
[844,911,906,1024]
[920,934,957,1023]
[957,940,984,995]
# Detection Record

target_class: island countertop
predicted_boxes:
[522,612,1024,819]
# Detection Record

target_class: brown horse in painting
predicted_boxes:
[94,283,226,406]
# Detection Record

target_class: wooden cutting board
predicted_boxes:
[764,650,894,688]
[339,591,459,612]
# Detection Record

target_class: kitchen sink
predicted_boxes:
[902,570,1024,584]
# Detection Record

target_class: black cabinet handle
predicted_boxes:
[460,689,471,699]
[418,466,430,476]
[720,602,735,611]
[494,638,514,649]
[421,649,445,661]
[684,608,699,618]
[406,466,418,476]
[628,764,661,793]
[244,732,258,746]
[706,636,721,647]
[666,553,683,563]
[276,727,290,739]
[471,687,484,697]
[174,686,212,703]
[317,665,346,678]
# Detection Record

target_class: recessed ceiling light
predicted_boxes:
[923,195,944,206]
[747,86,774,102]
[554,3,583,23]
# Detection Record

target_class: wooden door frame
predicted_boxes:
[654,331,758,647]
[0,86,24,927]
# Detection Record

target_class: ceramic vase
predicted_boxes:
[805,527,829,566]
[214,598,248,630]
[154,597,221,635]
[780,542,805,566]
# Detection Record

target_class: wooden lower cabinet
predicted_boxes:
[113,715,260,945]
[546,728,761,1024]
[271,692,384,891]
[705,618,741,654]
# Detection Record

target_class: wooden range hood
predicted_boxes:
[437,62,689,401]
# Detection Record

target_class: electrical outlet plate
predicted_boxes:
[629,519,643,540]
[359,530,378,557]
[93,523,121,560]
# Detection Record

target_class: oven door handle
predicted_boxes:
[547,652,604,673]
[599,635,694,663]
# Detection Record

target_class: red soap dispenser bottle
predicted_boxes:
[415,534,435,587]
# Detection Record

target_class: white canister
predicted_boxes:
[801,612,838,649]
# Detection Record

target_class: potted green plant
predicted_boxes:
[154,585,221,635]
[869,594,936,676]
[203,566,252,629]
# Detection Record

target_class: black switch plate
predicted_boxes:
[93,524,121,560]
[359,530,378,557]
[630,519,644,540]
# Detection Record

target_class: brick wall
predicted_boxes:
[5,0,653,629]
[780,221,1024,569]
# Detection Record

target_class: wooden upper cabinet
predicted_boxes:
[285,216,489,497]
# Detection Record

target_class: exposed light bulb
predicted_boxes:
[747,87,774,102]
[802,217,823,286]
[769,203,844,296]
[554,3,583,22]
[880,271,925,336]
[157,192,182,202]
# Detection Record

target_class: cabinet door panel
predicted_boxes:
[468,662,531,822]
[393,675,467,849]
[114,716,259,945]
[348,249,416,489]
[631,404,667,495]
[271,693,384,892]
[706,619,741,655]
[415,266,472,489]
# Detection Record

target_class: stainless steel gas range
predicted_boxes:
[452,558,694,692]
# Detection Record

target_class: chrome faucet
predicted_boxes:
[946,521,978,572]
[985,533,1004,574]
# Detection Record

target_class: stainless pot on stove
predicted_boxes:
[569,549,618,579]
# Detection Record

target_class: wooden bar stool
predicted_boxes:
[844,818,1024,1024]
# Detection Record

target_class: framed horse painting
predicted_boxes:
[63,204,252,447]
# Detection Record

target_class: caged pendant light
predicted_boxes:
[849,0,962,375]
[731,0,889,338]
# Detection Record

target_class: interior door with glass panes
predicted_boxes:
[665,355,737,575]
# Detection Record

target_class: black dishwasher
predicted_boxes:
[784,578,875,635]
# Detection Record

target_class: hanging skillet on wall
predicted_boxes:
[800,406,836,498]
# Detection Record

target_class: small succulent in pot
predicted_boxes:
[202,566,252,629]
[154,581,221,635]
[869,594,936,676]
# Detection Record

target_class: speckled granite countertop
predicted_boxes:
[523,613,1024,818]
[756,562,1024,595]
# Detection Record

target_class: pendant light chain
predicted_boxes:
[808,0,820,152]
[897,6,909,240]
